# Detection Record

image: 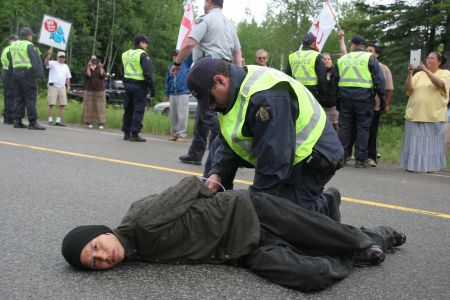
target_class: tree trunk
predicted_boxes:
[92,0,100,54]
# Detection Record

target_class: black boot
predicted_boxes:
[123,132,130,140]
[129,134,146,142]
[28,121,46,130]
[13,119,27,128]
[3,118,14,125]
[323,187,341,222]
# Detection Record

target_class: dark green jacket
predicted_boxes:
[113,176,260,264]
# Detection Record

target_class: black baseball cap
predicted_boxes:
[351,35,366,45]
[134,35,148,45]
[8,34,19,41]
[187,57,228,115]
[20,27,35,37]
[303,32,316,46]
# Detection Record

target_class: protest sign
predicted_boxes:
[38,15,72,50]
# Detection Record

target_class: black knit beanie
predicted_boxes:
[61,225,112,270]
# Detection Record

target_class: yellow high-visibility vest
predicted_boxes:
[288,50,320,86]
[219,66,326,165]
[337,52,373,88]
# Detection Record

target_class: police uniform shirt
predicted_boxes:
[189,8,241,62]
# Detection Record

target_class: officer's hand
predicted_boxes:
[163,96,169,102]
[205,174,222,192]
[170,65,180,76]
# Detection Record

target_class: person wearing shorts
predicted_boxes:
[45,48,71,126]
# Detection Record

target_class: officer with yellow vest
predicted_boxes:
[334,36,385,168]
[1,34,19,124]
[285,33,328,106]
[187,58,344,220]
[10,27,45,130]
[121,35,155,142]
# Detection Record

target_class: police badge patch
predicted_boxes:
[256,106,270,122]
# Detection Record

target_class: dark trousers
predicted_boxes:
[11,70,37,122]
[240,192,375,292]
[122,82,148,135]
[2,72,14,120]
[338,100,374,161]
[187,108,219,160]
[204,137,333,216]
[368,110,381,161]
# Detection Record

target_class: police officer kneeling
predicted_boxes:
[189,58,344,220]
[121,35,155,142]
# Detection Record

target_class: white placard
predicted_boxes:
[410,49,421,68]
[38,14,72,50]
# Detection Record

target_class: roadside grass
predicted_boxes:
[1,93,448,166]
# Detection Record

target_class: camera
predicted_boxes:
[91,59,99,65]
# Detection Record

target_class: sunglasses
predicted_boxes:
[257,57,267,60]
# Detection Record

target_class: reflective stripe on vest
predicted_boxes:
[10,40,32,69]
[288,50,319,86]
[1,46,10,70]
[337,52,373,88]
[219,66,326,165]
[122,49,145,80]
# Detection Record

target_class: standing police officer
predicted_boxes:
[1,34,19,125]
[334,36,385,168]
[187,58,344,220]
[171,0,242,165]
[10,27,45,130]
[121,35,155,142]
[285,33,328,107]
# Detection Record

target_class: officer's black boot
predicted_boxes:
[123,132,130,140]
[129,134,146,142]
[13,119,27,128]
[28,121,46,130]
[323,187,341,222]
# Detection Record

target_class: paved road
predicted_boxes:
[0,124,449,299]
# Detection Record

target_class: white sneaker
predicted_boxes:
[99,125,104,130]
[367,158,377,167]
[87,124,93,129]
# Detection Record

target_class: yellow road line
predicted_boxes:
[1,140,449,219]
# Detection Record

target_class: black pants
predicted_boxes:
[187,108,219,160]
[122,81,148,135]
[11,70,37,122]
[339,99,374,161]
[239,192,375,292]
[368,110,381,161]
[2,72,15,120]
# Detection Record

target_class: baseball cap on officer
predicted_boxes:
[302,32,316,46]
[187,57,227,115]
[351,35,366,46]
[134,35,148,46]
[57,51,66,58]
[20,27,35,37]
[8,34,19,41]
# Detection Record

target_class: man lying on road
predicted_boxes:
[62,176,406,292]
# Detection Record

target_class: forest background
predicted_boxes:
[0,0,449,125]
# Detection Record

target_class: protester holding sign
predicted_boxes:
[45,47,71,127]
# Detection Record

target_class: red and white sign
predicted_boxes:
[306,1,337,51]
[176,0,195,50]
[38,14,72,50]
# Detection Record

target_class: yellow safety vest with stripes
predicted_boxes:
[10,40,33,69]
[1,46,11,70]
[219,66,326,165]
[337,52,373,88]
[122,49,146,81]
[288,50,320,86]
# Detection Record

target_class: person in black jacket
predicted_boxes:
[61,176,406,293]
